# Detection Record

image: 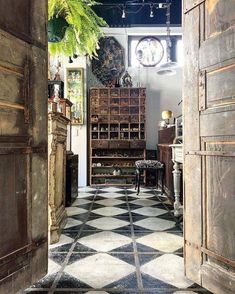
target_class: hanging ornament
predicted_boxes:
[157,0,178,76]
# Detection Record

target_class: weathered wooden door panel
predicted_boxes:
[0,154,28,259]
[184,0,235,293]
[205,0,235,38]
[183,0,202,285]
[0,0,30,39]
[0,1,48,293]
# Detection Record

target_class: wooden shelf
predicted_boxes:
[89,87,146,186]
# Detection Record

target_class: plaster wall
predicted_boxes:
[89,27,183,149]
[49,26,182,186]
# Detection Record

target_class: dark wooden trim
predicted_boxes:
[0,146,47,155]
[187,150,235,157]
[0,237,47,266]
[201,247,235,268]
[184,0,205,14]
[0,25,46,51]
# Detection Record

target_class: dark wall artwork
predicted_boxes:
[92,37,125,86]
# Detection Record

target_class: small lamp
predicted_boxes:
[162,110,173,125]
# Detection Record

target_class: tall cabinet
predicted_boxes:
[89,87,146,186]
[48,112,70,244]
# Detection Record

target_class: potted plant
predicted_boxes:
[48,0,107,57]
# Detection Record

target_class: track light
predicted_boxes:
[150,5,154,18]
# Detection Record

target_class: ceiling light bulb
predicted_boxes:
[150,6,154,18]
[122,9,126,19]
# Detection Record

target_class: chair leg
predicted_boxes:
[156,169,159,191]
[135,169,138,190]
[137,169,141,195]
[161,168,164,195]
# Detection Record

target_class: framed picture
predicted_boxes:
[66,68,84,124]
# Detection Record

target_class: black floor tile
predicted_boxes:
[132,224,153,233]
[90,203,107,210]
[73,242,97,253]
[76,204,92,210]
[109,252,136,265]
[141,273,177,290]
[56,272,91,289]
[67,252,95,265]
[63,231,79,240]
[112,225,132,233]
[138,253,165,265]
[24,291,49,294]
[137,243,162,254]
[50,243,73,253]
[106,272,139,289]
[81,224,101,231]
[62,225,83,233]
[49,252,68,265]
[31,273,57,289]
[131,215,156,222]
[110,243,134,253]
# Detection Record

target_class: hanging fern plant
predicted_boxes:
[48,0,107,58]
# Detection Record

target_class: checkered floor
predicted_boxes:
[24,186,211,294]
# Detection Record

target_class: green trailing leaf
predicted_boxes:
[48,0,107,57]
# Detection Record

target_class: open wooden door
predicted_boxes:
[183,0,235,293]
[0,1,48,293]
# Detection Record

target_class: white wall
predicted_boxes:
[49,55,88,187]
[49,26,183,186]
[91,27,183,149]
[64,57,88,187]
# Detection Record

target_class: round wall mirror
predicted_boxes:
[135,36,164,67]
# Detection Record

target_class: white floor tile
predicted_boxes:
[132,207,166,217]
[136,232,183,252]
[173,291,196,294]
[130,199,159,206]
[92,207,127,216]
[64,218,82,229]
[78,187,96,192]
[49,234,73,249]
[66,207,87,216]
[77,231,132,252]
[85,291,110,294]
[97,192,124,199]
[129,193,155,199]
[134,217,175,231]
[87,217,129,230]
[77,192,95,198]
[95,198,125,206]
[64,253,135,288]
[99,187,124,192]
[48,259,61,275]
[140,254,194,288]
[72,199,91,206]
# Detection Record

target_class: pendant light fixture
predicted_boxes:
[157,0,178,76]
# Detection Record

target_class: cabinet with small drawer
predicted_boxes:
[89,87,146,186]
